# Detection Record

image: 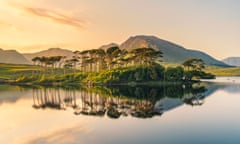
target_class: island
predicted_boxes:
[0,46,215,86]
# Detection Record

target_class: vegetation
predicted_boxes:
[182,58,215,80]
[0,47,216,85]
[0,63,42,80]
[30,83,207,118]
[84,63,165,84]
[204,66,240,76]
[164,66,184,81]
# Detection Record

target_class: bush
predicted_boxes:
[87,64,165,83]
[16,74,39,83]
[165,66,184,81]
[183,70,215,80]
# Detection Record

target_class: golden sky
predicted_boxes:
[0,0,239,59]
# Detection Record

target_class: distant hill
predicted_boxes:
[98,43,118,51]
[120,35,227,66]
[0,35,229,66]
[0,49,30,64]
[23,48,74,63]
[222,57,240,66]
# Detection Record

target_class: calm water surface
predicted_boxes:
[0,77,240,144]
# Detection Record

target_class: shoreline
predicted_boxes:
[0,80,199,87]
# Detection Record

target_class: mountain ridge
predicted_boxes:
[0,49,30,64]
[222,57,240,66]
[23,48,74,62]
[0,35,229,66]
[120,35,227,66]
[98,43,119,51]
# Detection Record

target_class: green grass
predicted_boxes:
[161,62,240,76]
[0,63,42,80]
[160,62,181,68]
[0,63,165,84]
[0,63,88,84]
[1,63,239,85]
[204,66,240,76]
[0,63,81,81]
[162,62,240,77]
[161,62,240,77]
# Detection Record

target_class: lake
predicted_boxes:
[0,77,240,144]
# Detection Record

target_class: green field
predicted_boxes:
[162,62,240,76]
[0,63,239,85]
[0,63,179,84]
[204,66,240,76]
[0,63,42,80]
[0,63,79,83]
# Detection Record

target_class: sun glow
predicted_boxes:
[0,0,239,59]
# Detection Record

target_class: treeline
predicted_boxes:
[31,47,162,73]
[86,60,214,84]
[17,47,215,85]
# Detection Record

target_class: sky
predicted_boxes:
[0,0,239,60]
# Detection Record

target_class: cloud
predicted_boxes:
[9,2,85,29]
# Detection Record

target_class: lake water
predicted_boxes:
[0,77,240,144]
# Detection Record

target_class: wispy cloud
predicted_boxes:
[10,2,85,29]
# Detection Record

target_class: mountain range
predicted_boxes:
[120,35,226,66]
[222,57,240,66]
[23,48,74,62]
[0,48,30,64]
[0,35,230,66]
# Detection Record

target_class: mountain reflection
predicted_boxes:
[32,84,208,119]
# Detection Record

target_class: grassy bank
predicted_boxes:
[0,63,216,86]
[204,66,240,76]
[10,64,167,85]
[0,63,42,80]
[0,63,179,85]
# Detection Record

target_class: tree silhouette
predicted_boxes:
[183,58,205,71]
[130,48,162,65]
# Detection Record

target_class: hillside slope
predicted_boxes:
[222,57,240,66]
[120,35,227,66]
[23,48,74,62]
[0,49,30,64]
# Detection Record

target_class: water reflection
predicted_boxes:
[31,84,208,119]
[1,80,240,144]
[0,85,31,105]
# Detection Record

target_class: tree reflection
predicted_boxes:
[31,84,208,119]
[183,84,207,106]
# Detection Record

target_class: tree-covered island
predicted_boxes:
[1,46,215,86]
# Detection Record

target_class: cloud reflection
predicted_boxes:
[20,125,89,144]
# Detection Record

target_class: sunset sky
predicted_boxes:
[0,0,239,59]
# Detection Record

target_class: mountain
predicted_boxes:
[222,57,240,66]
[23,48,74,62]
[0,49,30,64]
[120,35,227,66]
[0,35,229,66]
[98,43,118,51]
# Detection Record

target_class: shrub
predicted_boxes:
[165,66,184,81]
